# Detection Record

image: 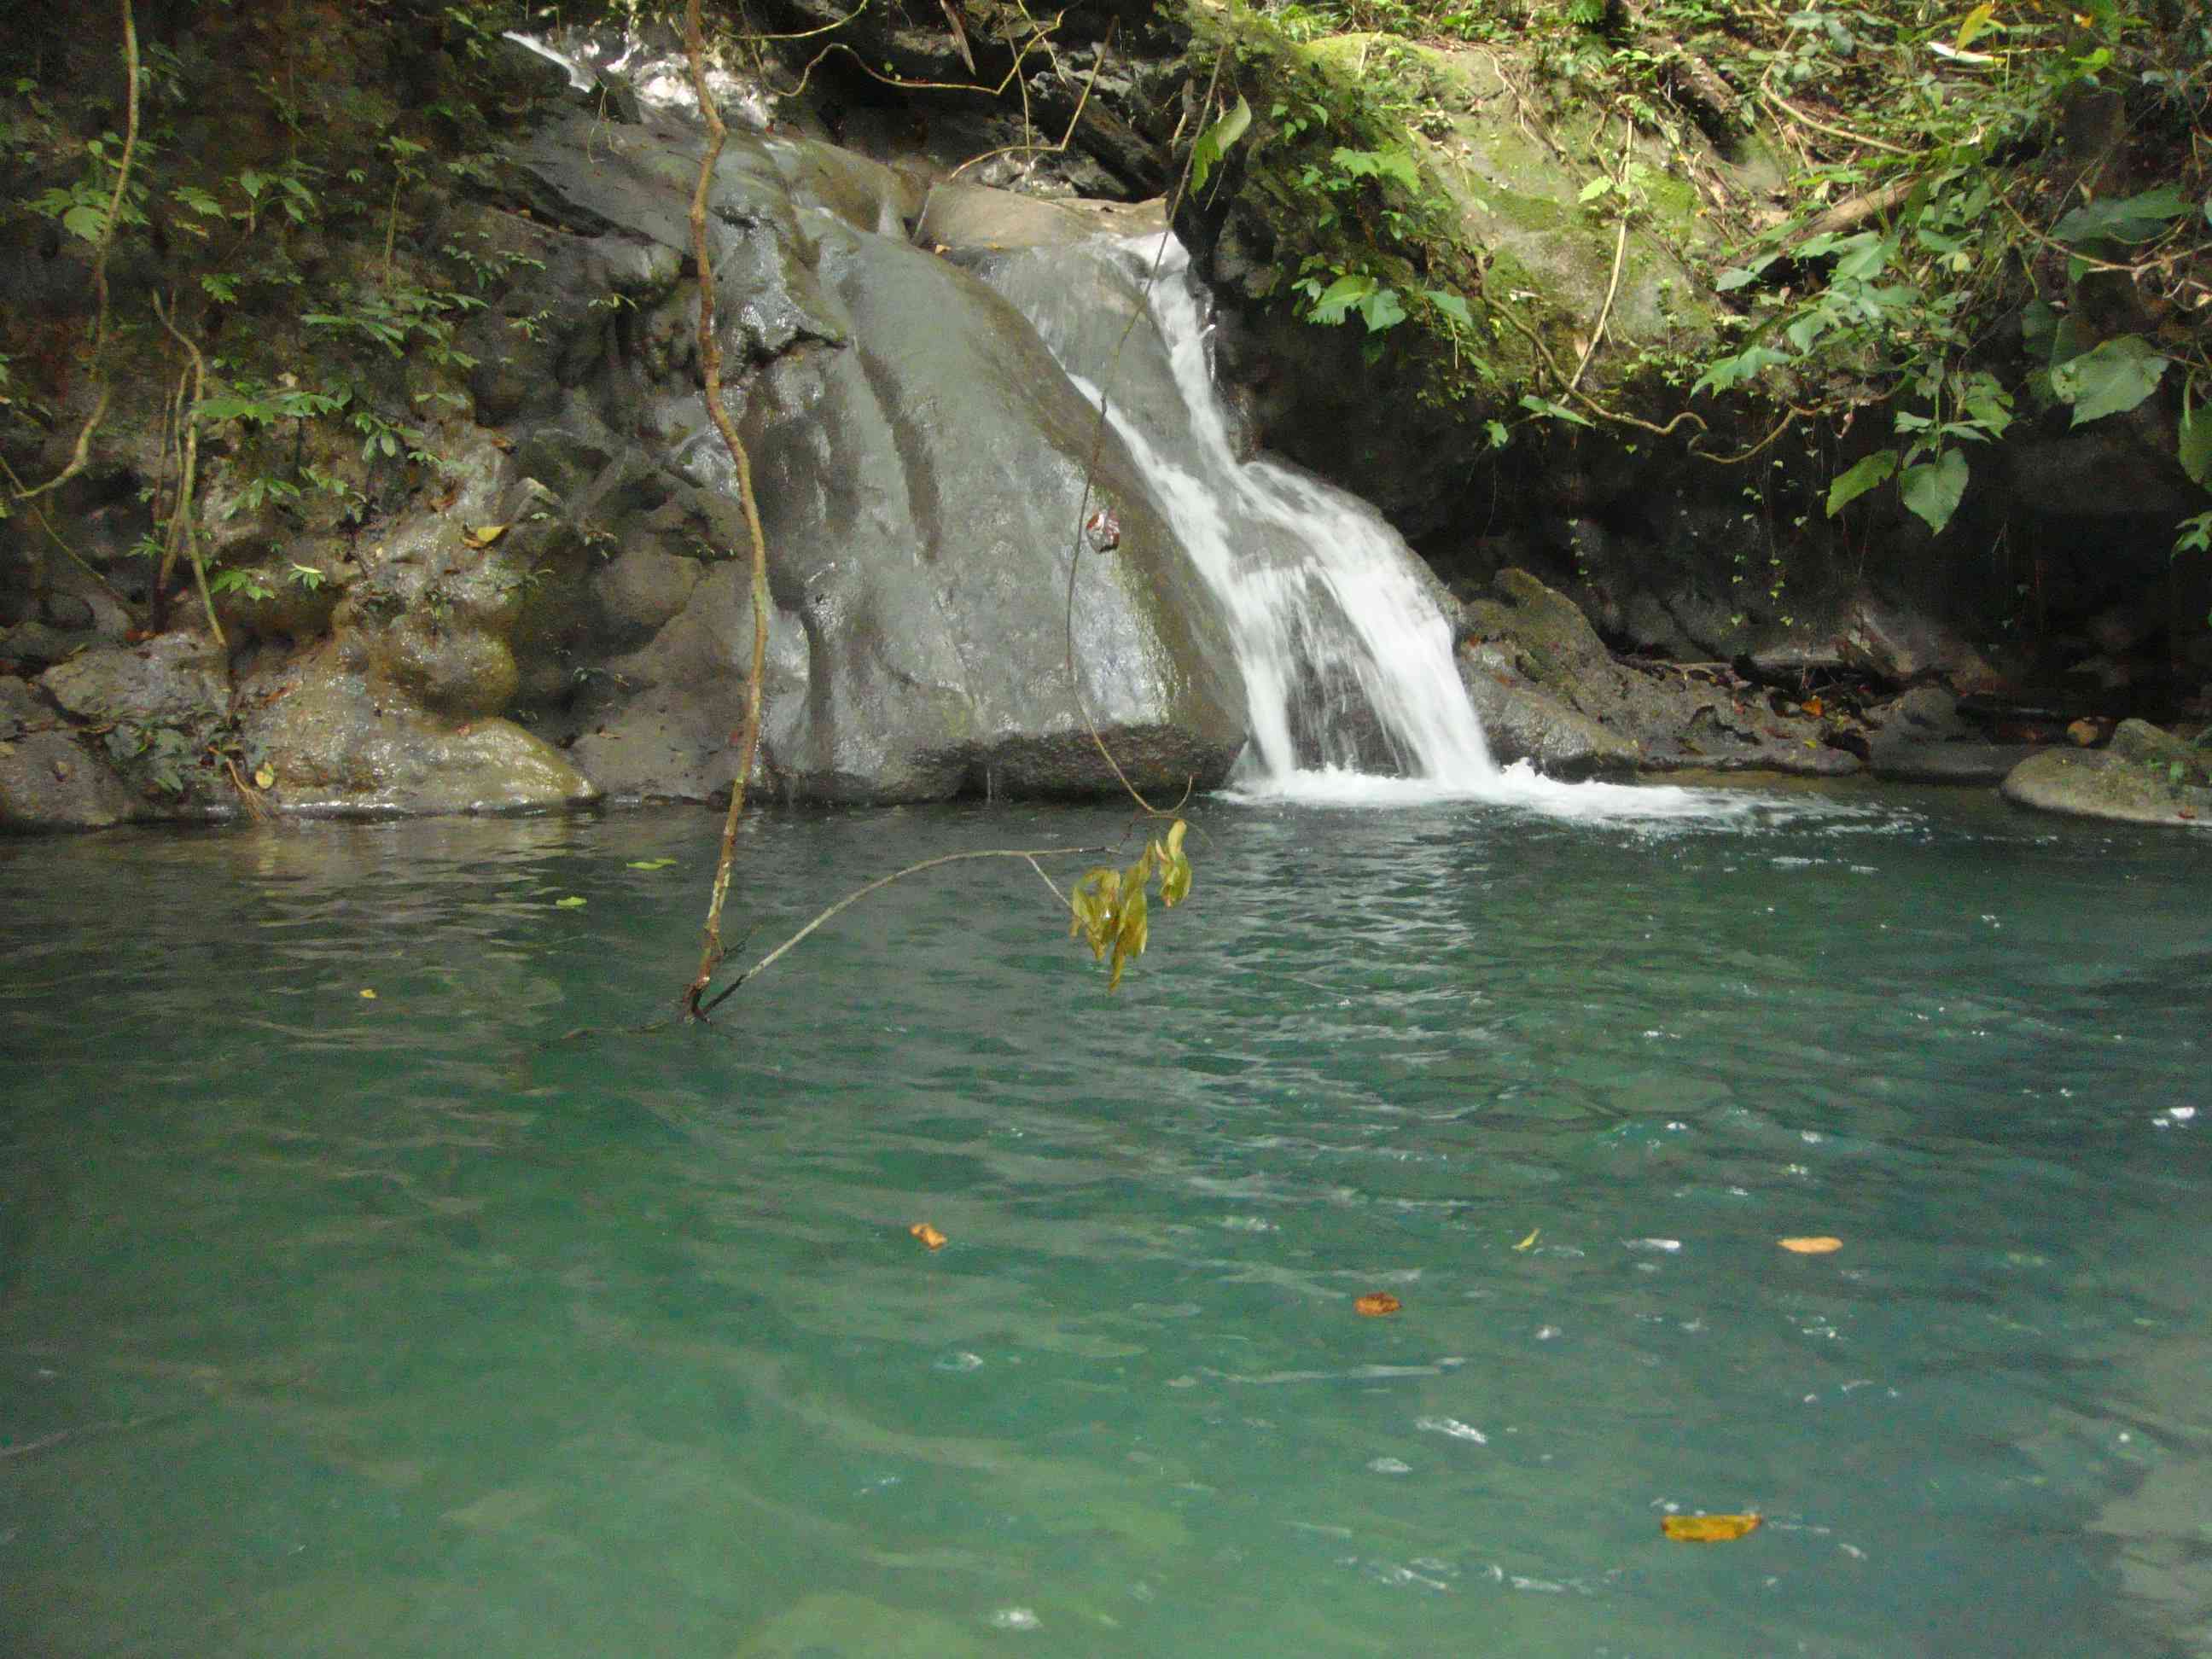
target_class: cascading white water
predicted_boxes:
[993,231,1761,820]
[1022,236,1495,796]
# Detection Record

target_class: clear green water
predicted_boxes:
[3,789,2208,1657]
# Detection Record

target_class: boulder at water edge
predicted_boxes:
[2001,719,2212,827]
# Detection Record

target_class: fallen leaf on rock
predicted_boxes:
[910,1223,947,1250]
[1778,1236,1842,1254]
[1354,1292,1402,1317]
[462,522,510,550]
[1662,1512,1761,1542]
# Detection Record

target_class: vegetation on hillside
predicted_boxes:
[1182,0,2209,562]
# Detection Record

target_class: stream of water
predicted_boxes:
[3,790,2207,1656]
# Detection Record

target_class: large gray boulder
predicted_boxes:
[474,108,1246,804]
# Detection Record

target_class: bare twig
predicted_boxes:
[947,21,1110,183]
[1569,117,1634,393]
[1761,91,1918,158]
[150,294,224,646]
[698,845,1109,1015]
[1792,175,1916,243]
[11,0,137,508]
[681,0,775,1023]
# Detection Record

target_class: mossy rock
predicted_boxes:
[2001,721,2212,827]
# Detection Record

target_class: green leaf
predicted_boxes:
[200,272,238,304]
[2052,334,2169,426]
[1189,95,1251,195]
[1517,393,1593,428]
[1829,232,1890,282]
[1825,448,1899,516]
[554,895,586,909]
[626,858,677,870]
[61,203,106,242]
[1714,254,1777,293]
[1485,420,1511,450]
[1898,448,1970,534]
[1577,175,1613,204]
[2052,185,2194,247]
[1691,346,1790,397]
[1332,146,1419,190]
[2179,402,2212,488]
[1307,272,1377,326]
[1357,286,1406,333]
[1424,289,1472,328]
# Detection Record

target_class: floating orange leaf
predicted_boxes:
[1354,1292,1402,1317]
[1662,1512,1761,1542]
[910,1223,947,1250]
[1778,1236,1843,1254]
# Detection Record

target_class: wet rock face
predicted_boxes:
[1455,568,1859,777]
[465,106,1245,805]
[0,676,140,831]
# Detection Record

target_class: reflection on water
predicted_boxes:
[1,794,2208,1656]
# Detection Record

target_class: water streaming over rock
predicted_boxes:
[985,234,1497,795]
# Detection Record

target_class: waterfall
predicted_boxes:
[987,230,1767,822]
[990,234,1496,799]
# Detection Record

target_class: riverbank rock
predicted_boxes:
[0,676,141,831]
[2000,719,2212,827]
[1865,684,2040,784]
[1456,568,1858,777]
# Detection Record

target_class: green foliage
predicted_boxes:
[1190,95,1253,195]
[1683,2,2209,545]
[1192,9,1498,399]
[1068,819,1193,992]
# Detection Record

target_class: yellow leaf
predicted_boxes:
[1514,1227,1540,1252]
[1662,1513,1761,1542]
[1354,1292,1402,1316]
[253,764,276,789]
[1778,1236,1843,1254]
[359,988,378,999]
[1956,1,1996,49]
[462,522,510,550]
[1158,851,1191,907]
[1108,885,1149,991]
[1071,867,1120,959]
[910,1222,947,1250]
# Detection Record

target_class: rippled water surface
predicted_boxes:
[3,789,2209,1656]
